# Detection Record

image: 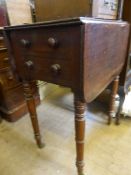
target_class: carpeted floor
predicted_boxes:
[0,86,131,175]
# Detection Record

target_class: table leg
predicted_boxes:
[108,76,119,125]
[74,95,86,175]
[23,82,44,148]
[115,92,125,125]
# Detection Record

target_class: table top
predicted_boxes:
[4,17,130,102]
[4,17,128,31]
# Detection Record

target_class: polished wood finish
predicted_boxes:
[0,48,9,69]
[4,18,130,174]
[23,82,44,148]
[35,0,92,21]
[74,96,86,175]
[108,76,119,125]
[0,82,40,122]
[0,28,40,122]
[5,19,129,101]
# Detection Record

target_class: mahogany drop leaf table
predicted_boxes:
[4,17,129,175]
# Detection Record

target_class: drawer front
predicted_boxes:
[0,36,5,48]
[0,48,10,69]
[0,68,20,90]
[10,26,81,88]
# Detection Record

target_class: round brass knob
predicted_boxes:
[20,39,31,48]
[25,60,34,69]
[48,37,59,48]
[50,64,61,76]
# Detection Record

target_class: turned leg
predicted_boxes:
[74,95,86,175]
[108,76,119,125]
[23,82,44,148]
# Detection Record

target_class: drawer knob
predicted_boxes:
[50,64,61,76]
[7,71,13,80]
[0,37,3,41]
[48,37,58,48]
[20,39,31,48]
[4,57,9,62]
[25,60,34,69]
[8,76,13,80]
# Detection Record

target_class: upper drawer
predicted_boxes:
[9,26,81,88]
[10,26,80,59]
[0,48,10,69]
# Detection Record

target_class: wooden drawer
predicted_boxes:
[0,81,39,110]
[0,68,20,90]
[0,29,5,48]
[9,26,81,87]
[0,36,5,48]
[0,85,24,110]
[0,48,10,69]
